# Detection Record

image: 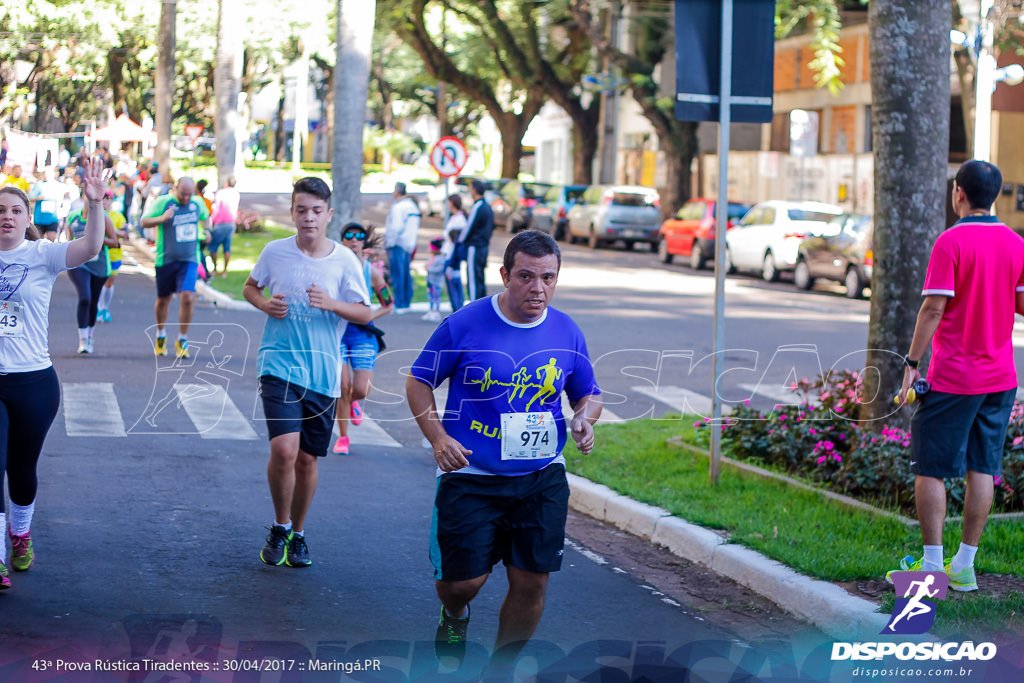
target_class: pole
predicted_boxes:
[710,0,732,486]
[974,0,995,161]
[599,0,620,184]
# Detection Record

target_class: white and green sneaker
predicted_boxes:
[945,563,978,592]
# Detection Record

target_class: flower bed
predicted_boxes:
[695,370,1022,516]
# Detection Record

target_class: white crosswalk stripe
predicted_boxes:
[62,382,127,437]
[334,414,403,448]
[173,384,260,440]
[631,385,716,416]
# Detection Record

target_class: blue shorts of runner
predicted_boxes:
[430,463,569,581]
[910,388,1015,478]
[35,221,59,236]
[258,374,336,458]
[341,324,379,371]
[206,222,235,255]
[155,261,198,298]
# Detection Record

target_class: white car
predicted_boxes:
[725,200,844,281]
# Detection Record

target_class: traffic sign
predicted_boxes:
[184,124,205,148]
[430,136,468,178]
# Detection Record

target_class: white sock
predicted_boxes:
[98,285,114,310]
[78,328,88,343]
[950,542,978,572]
[444,604,470,620]
[0,513,6,559]
[178,334,187,342]
[86,326,95,341]
[156,329,166,340]
[922,545,944,571]
[273,521,292,532]
[292,529,304,537]
[9,501,34,536]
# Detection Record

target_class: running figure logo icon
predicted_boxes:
[882,571,949,635]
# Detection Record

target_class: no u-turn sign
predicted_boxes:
[430,136,468,178]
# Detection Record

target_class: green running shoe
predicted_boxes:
[286,534,311,567]
[260,525,291,566]
[434,605,470,661]
[945,563,978,592]
[10,530,33,571]
[885,555,921,584]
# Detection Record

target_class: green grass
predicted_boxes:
[205,222,427,304]
[565,416,1024,636]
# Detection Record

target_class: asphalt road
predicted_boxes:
[5,191,1020,681]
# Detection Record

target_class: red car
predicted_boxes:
[657,198,751,270]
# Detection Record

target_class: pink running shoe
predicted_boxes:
[10,530,33,571]
[350,401,363,426]
[0,560,10,589]
[332,436,350,455]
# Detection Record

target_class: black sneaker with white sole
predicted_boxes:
[260,525,291,566]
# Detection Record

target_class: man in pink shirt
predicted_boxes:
[207,176,240,276]
[888,160,1024,592]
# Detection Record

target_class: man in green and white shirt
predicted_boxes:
[141,176,209,358]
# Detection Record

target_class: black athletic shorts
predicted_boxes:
[430,463,569,582]
[910,388,1015,478]
[258,374,336,457]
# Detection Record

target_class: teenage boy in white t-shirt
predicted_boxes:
[244,177,371,568]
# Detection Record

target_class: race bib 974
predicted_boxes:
[500,411,557,460]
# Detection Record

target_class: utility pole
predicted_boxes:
[156,0,176,171]
[598,0,620,184]
[974,0,995,161]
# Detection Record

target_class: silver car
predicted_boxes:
[566,184,662,249]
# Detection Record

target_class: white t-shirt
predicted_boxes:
[0,239,71,372]
[384,196,421,252]
[250,237,370,397]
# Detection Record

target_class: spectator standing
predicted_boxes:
[383,181,421,313]
[207,176,240,276]
[443,194,466,313]
[1,166,30,193]
[458,179,494,300]
[423,238,444,322]
[888,159,1024,592]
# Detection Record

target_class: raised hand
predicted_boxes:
[81,157,106,203]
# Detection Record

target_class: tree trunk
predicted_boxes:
[155,0,176,170]
[862,0,951,426]
[571,116,599,184]
[274,90,286,162]
[331,0,376,240]
[215,0,244,187]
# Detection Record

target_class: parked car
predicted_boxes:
[540,183,589,240]
[424,175,482,216]
[794,213,874,298]
[724,200,844,281]
[657,198,751,270]
[495,180,557,232]
[566,185,662,249]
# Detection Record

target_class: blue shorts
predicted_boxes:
[910,389,1015,478]
[341,324,379,371]
[155,261,198,298]
[258,374,336,458]
[430,464,569,581]
[206,222,235,255]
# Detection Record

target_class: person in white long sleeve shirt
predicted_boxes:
[384,182,421,313]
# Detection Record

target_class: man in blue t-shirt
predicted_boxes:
[407,230,602,670]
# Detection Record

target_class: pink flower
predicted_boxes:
[743,399,751,406]
[778,414,787,421]
[822,441,834,450]
[817,455,826,464]
[809,428,817,435]
[1014,436,1023,447]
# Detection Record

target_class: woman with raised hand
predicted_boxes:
[0,158,106,589]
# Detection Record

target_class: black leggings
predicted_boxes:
[0,367,61,513]
[67,268,108,328]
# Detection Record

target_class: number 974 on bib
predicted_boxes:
[501,412,557,460]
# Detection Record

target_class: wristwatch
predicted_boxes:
[903,355,919,369]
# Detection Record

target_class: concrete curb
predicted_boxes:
[567,472,889,639]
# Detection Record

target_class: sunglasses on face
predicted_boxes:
[343,231,366,241]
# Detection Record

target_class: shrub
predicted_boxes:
[694,370,1022,516]
[235,210,265,233]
